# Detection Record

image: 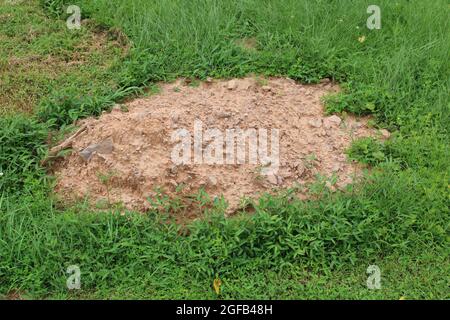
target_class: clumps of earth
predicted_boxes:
[53,77,389,217]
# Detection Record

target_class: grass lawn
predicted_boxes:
[0,0,448,299]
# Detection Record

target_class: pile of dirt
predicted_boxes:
[53,77,388,217]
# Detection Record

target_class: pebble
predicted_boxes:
[215,111,232,119]
[323,115,342,128]
[227,80,237,90]
[207,176,218,186]
[308,119,322,128]
[79,138,114,162]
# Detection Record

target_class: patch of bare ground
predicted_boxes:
[53,77,388,218]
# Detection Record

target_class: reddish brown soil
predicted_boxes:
[53,77,388,216]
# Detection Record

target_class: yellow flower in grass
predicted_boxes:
[213,277,222,295]
[358,35,366,43]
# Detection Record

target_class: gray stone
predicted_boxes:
[79,138,114,162]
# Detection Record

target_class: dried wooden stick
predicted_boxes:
[41,125,87,166]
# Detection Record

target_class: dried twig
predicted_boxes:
[41,125,87,166]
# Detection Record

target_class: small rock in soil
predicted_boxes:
[207,176,218,186]
[227,80,237,90]
[308,119,322,128]
[323,115,342,128]
[79,138,114,162]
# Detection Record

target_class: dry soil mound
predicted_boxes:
[54,77,387,217]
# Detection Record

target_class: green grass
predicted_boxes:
[0,0,128,118]
[0,0,449,299]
